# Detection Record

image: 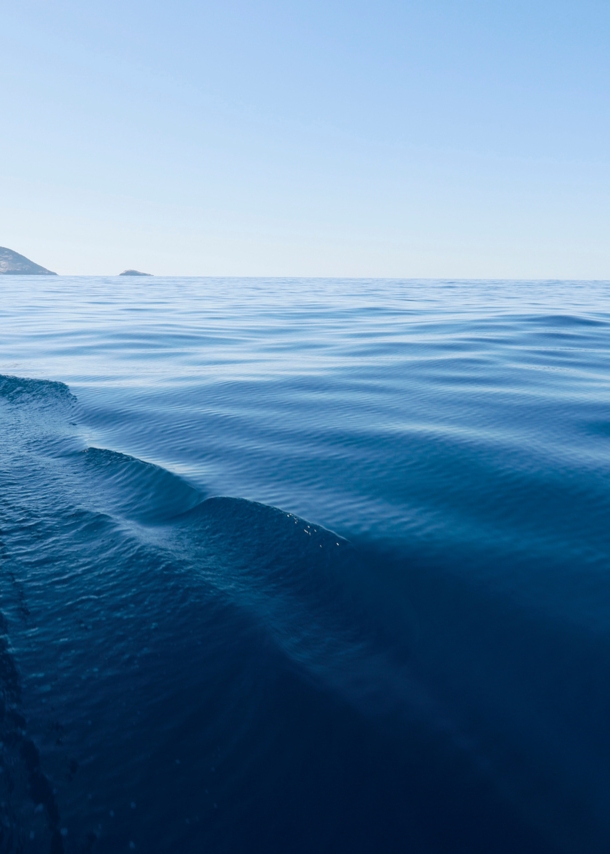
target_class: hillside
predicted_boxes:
[0,247,57,275]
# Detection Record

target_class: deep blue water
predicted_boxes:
[0,277,609,853]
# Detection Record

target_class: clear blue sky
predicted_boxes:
[1,0,609,276]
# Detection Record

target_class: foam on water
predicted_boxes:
[1,278,610,852]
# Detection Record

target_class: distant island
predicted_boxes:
[0,246,56,275]
[119,269,152,276]
[0,249,156,276]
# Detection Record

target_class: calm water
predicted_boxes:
[0,277,609,853]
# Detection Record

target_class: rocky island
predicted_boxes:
[119,269,152,276]
[0,246,56,275]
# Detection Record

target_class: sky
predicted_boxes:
[1,0,609,277]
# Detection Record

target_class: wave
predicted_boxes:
[77,446,204,523]
[0,374,75,407]
[1,373,608,853]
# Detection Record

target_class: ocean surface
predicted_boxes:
[0,276,609,853]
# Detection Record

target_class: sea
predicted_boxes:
[0,276,609,854]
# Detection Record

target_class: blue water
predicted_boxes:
[1,277,609,853]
